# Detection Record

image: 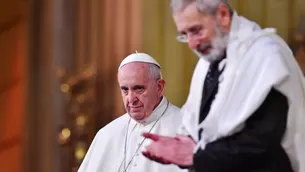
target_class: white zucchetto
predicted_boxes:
[118,52,161,70]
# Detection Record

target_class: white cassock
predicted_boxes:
[180,12,305,172]
[78,97,187,172]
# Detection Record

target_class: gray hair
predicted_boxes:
[148,63,162,80]
[170,0,233,15]
[117,63,162,81]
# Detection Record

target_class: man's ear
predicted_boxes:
[157,79,166,96]
[215,3,231,31]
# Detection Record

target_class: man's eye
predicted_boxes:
[190,26,202,35]
[136,88,144,91]
[134,86,144,92]
[178,31,187,36]
[193,29,200,34]
[121,87,128,93]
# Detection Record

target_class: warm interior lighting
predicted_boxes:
[60,84,70,93]
[76,115,87,126]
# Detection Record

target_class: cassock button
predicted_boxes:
[134,163,137,167]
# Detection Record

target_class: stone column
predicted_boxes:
[25,0,58,171]
[25,0,77,171]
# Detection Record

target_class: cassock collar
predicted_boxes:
[132,96,168,126]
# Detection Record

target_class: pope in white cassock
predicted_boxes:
[78,53,186,172]
[142,0,305,172]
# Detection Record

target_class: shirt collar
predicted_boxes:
[131,96,168,126]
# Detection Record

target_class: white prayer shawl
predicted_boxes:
[180,12,305,172]
[78,97,187,172]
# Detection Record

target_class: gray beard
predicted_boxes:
[194,26,229,62]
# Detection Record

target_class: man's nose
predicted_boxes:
[187,37,201,49]
[127,92,137,103]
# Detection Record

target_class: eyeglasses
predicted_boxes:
[176,26,204,43]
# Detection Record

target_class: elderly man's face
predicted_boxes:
[173,2,231,62]
[118,62,165,121]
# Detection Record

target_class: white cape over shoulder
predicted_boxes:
[78,97,187,172]
[180,12,305,172]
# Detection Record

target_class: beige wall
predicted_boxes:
[235,0,305,42]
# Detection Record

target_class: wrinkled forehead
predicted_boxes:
[118,62,151,81]
[173,3,210,32]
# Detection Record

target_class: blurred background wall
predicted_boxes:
[0,0,304,172]
[0,0,27,172]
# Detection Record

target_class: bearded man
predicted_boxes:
[142,1,305,172]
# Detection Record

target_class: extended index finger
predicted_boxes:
[142,132,160,141]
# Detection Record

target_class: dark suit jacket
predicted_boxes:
[186,55,294,172]
[193,86,293,172]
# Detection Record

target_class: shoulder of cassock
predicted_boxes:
[94,99,182,138]
[77,114,130,172]
[95,101,182,139]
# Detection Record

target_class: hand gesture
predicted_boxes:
[142,133,195,167]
